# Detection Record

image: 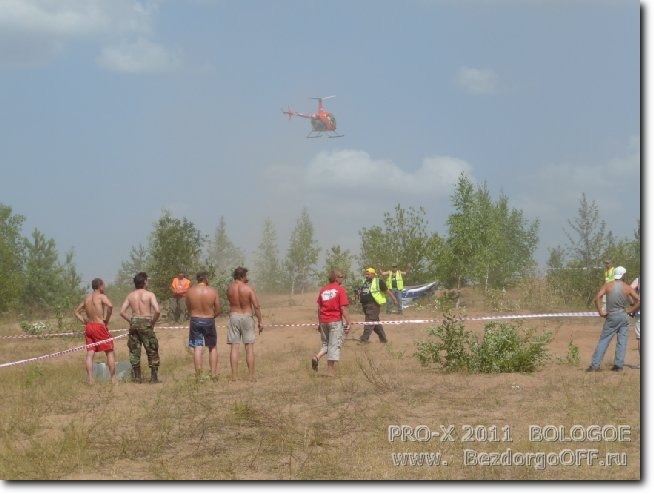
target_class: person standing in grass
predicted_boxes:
[170,271,191,323]
[226,266,263,381]
[358,268,397,344]
[120,272,161,383]
[587,266,640,372]
[629,276,640,369]
[311,269,352,377]
[380,263,409,314]
[74,278,116,384]
[186,271,222,382]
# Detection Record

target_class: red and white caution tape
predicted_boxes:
[0,333,127,369]
[0,311,598,369]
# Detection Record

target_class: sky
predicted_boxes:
[0,0,642,285]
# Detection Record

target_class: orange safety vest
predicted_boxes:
[171,277,191,296]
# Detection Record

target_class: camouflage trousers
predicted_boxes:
[128,317,160,369]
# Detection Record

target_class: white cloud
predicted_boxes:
[259,149,475,255]
[304,149,473,196]
[0,0,112,37]
[97,37,182,73]
[0,0,178,72]
[455,66,500,95]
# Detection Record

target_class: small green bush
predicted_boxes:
[19,317,50,335]
[557,339,581,366]
[415,311,552,373]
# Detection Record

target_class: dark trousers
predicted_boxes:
[360,302,387,342]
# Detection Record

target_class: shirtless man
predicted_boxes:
[186,271,222,382]
[74,278,116,384]
[226,266,263,381]
[119,272,161,383]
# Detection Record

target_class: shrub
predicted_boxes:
[557,339,581,366]
[415,312,469,372]
[415,311,552,373]
[19,316,50,335]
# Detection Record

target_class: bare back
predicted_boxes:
[76,291,112,324]
[120,288,160,323]
[186,284,221,318]
[227,280,257,314]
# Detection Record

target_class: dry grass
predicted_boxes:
[0,287,641,480]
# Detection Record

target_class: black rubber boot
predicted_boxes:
[132,366,142,383]
[150,367,160,384]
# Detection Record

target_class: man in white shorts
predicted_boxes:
[312,269,352,377]
[226,266,263,381]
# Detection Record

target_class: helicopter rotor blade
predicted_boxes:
[282,106,294,120]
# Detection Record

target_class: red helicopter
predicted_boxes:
[283,96,344,138]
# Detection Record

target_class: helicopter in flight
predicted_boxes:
[283,96,344,138]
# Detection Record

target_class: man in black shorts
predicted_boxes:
[186,271,222,382]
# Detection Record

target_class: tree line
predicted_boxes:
[0,204,84,316]
[0,174,640,317]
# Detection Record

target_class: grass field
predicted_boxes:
[0,288,641,480]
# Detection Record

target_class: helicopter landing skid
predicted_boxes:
[305,131,344,138]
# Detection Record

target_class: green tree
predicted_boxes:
[0,204,26,313]
[145,210,207,301]
[115,244,149,288]
[441,175,477,289]
[486,193,539,287]
[560,194,610,306]
[253,218,282,292]
[323,245,355,281]
[60,248,84,306]
[604,220,640,278]
[283,208,320,295]
[564,193,609,274]
[22,229,66,312]
[359,204,439,283]
[358,225,385,271]
[442,175,538,290]
[323,245,358,299]
[207,216,245,288]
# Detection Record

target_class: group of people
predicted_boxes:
[75,267,263,384]
[76,257,639,382]
[587,259,641,372]
[315,259,643,377]
[75,261,405,383]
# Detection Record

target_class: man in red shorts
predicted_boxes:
[74,278,116,384]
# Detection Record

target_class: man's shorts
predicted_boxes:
[319,321,344,361]
[227,313,256,344]
[85,322,114,352]
[634,314,640,339]
[188,317,217,347]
